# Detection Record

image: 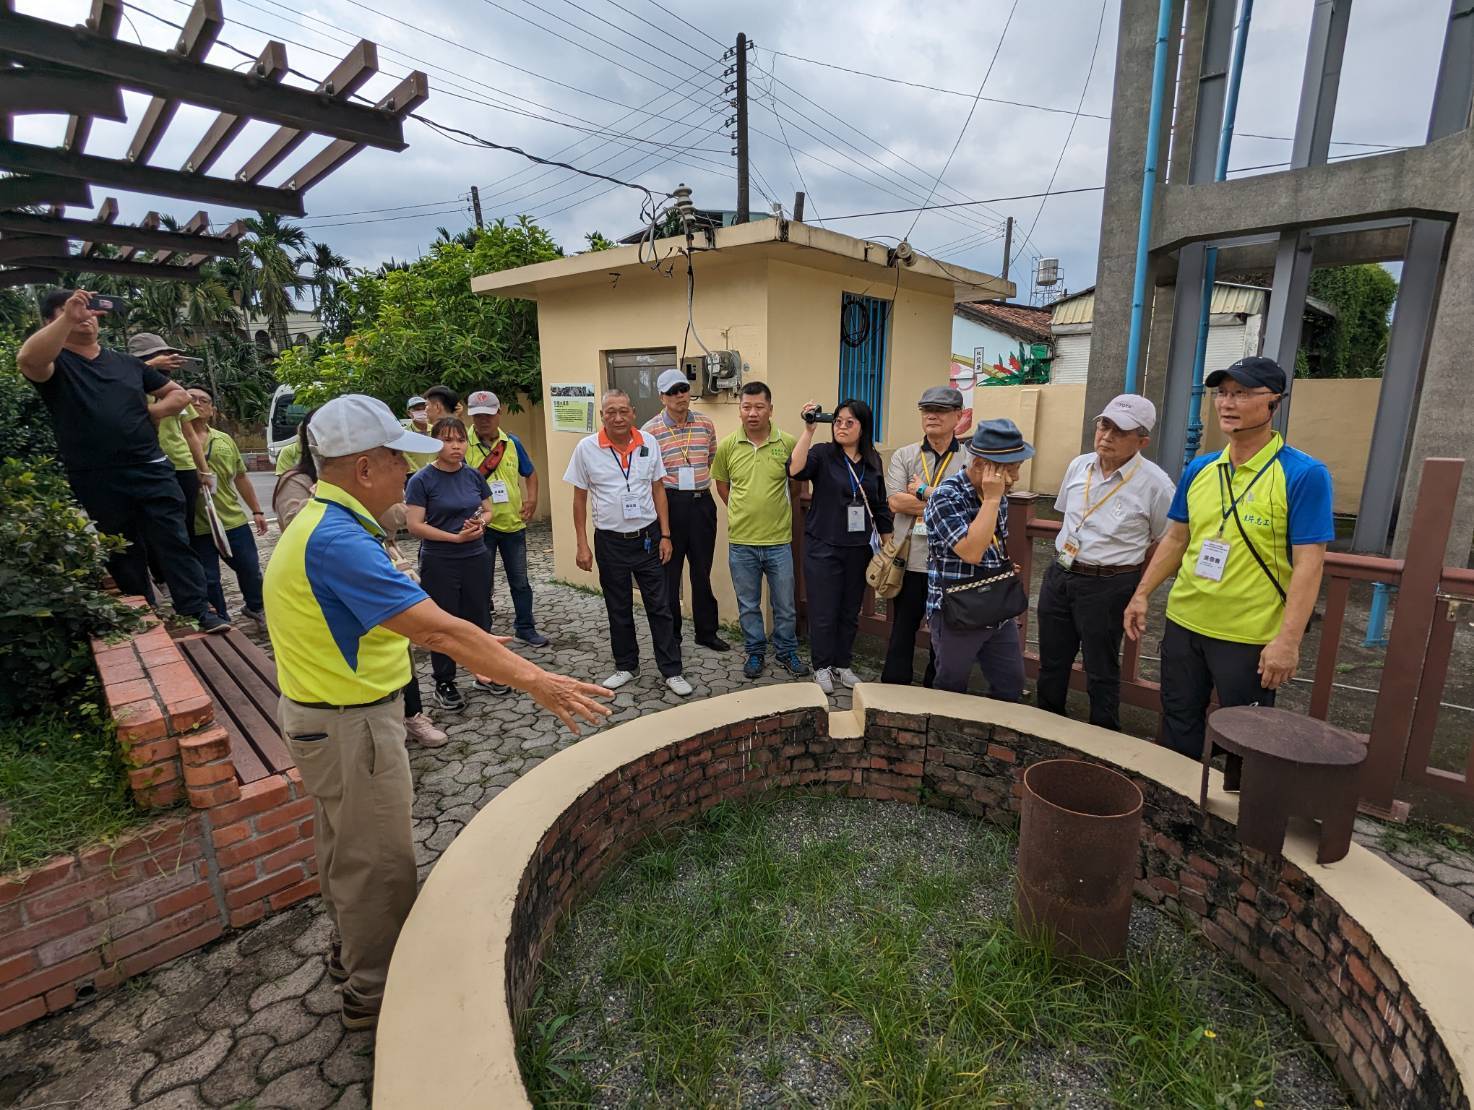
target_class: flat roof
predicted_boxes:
[471,219,1014,303]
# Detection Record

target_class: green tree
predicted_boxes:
[239,212,308,351]
[276,217,560,410]
[583,230,617,252]
[1303,264,1399,379]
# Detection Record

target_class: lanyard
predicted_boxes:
[608,446,635,490]
[921,447,954,489]
[666,415,702,467]
[1215,447,1282,536]
[843,455,865,501]
[1075,459,1138,528]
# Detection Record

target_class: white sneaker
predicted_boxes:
[835,667,861,689]
[814,667,834,695]
[602,669,637,690]
[665,674,693,697]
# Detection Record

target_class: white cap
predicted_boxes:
[466,389,500,415]
[309,395,443,459]
[1095,393,1157,433]
[657,368,691,394]
[406,395,427,410]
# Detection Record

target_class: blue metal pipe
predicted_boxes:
[1123,0,1177,394]
[1183,0,1254,468]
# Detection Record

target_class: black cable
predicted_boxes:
[823,185,1106,222]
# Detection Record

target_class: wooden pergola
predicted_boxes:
[0,0,429,289]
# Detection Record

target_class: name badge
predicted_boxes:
[488,480,510,504]
[622,493,644,519]
[677,466,697,491]
[1058,531,1081,570]
[1196,537,1231,581]
[912,520,928,539]
[847,504,867,532]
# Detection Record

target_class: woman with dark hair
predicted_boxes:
[788,397,893,695]
[404,416,499,711]
[272,410,319,531]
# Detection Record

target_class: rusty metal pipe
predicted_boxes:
[1016,759,1144,961]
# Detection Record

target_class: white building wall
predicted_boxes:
[951,315,1029,368]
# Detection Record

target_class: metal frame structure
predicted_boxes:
[0,0,428,289]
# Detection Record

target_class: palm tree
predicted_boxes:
[433,225,479,248]
[239,212,307,351]
[297,241,350,311]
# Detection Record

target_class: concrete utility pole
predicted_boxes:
[733,34,750,224]
[470,185,484,230]
[1001,215,1014,283]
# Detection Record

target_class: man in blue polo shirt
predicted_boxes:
[1125,357,1334,757]
[264,395,609,1031]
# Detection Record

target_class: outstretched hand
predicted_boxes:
[527,672,612,734]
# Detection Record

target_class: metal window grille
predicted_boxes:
[838,292,891,440]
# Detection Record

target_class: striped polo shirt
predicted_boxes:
[642,408,717,490]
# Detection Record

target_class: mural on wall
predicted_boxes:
[974,342,1052,387]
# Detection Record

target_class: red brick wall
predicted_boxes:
[505,706,1466,1110]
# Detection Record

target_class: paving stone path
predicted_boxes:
[1,523,1470,1109]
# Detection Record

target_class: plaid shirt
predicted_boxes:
[922,469,1010,616]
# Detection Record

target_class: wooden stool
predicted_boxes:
[1199,706,1367,865]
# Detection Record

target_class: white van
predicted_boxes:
[266,384,308,463]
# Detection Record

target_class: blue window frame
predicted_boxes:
[838,291,890,441]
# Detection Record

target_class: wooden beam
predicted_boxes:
[0,235,65,262]
[126,0,223,166]
[0,68,125,119]
[79,195,117,256]
[286,71,430,192]
[64,0,123,154]
[238,41,379,184]
[148,210,208,264]
[0,207,241,258]
[117,211,159,262]
[184,41,288,175]
[0,266,60,288]
[0,140,305,215]
[8,254,205,283]
[0,173,90,209]
[0,12,405,150]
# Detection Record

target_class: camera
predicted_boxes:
[802,407,834,425]
[87,294,130,315]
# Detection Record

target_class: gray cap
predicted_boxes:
[127,332,179,359]
[918,386,964,410]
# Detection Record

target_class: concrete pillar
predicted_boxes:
[1396,212,1474,566]
[1082,0,1188,452]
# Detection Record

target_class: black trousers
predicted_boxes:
[1159,618,1276,758]
[881,570,938,687]
[403,647,422,718]
[803,537,870,670]
[67,461,211,619]
[594,527,683,678]
[664,490,720,641]
[420,548,492,685]
[1035,562,1141,730]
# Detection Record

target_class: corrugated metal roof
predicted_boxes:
[1050,282,1268,327]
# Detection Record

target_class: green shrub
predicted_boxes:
[0,333,60,466]
[0,458,144,720]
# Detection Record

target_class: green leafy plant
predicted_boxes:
[0,458,145,720]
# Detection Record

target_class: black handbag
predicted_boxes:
[941,562,1028,631]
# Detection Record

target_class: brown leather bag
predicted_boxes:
[866,518,914,600]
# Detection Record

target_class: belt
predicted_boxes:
[664,487,709,497]
[288,690,401,711]
[596,524,656,540]
[1057,560,1143,578]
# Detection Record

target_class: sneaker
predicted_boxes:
[814,667,834,695]
[475,677,511,695]
[517,630,551,648]
[743,653,764,680]
[403,713,448,748]
[199,612,232,635]
[341,990,378,1032]
[433,682,465,712]
[696,634,731,652]
[327,939,348,982]
[777,652,812,677]
[602,669,637,690]
[665,674,693,697]
[238,607,266,625]
[835,667,861,689]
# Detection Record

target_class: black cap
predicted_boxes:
[1205,355,1287,394]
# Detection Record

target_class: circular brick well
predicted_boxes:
[375,686,1473,1109]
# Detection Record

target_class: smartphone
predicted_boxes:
[87,293,129,315]
[177,356,205,373]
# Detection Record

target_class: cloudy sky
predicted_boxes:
[11,0,1452,300]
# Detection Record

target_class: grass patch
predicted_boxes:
[1377,816,1474,859]
[0,696,145,874]
[521,796,1344,1108]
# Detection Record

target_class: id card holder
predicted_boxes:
[622,493,643,519]
[912,519,928,539]
[1195,537,1231,581]
[847,504,866,532]
[488,480,510,504]
[677,466,697,491]
[1058,531,1080,570]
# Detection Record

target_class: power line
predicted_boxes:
[824,185,1106,222]
[906,0,1020,240]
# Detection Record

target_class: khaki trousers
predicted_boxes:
[279,694,416,1008]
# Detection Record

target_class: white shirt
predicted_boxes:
[563,429,668,532]
[1053,451,1175,566]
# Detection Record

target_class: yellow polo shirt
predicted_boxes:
[711,425,798,546]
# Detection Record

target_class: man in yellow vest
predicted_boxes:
[465,390,548,646]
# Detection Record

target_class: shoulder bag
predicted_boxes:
[940,543,1028,632]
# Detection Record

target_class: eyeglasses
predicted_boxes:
[833,418,861,429]
[664,385,691,395]
[1210,388,1274,403]
[1094,418,1140,436]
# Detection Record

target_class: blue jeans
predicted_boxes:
[728,543,798,657]
[191,524,263,617]
[484,528,537,637]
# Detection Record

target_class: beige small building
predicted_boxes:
[473,219,1011,621]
